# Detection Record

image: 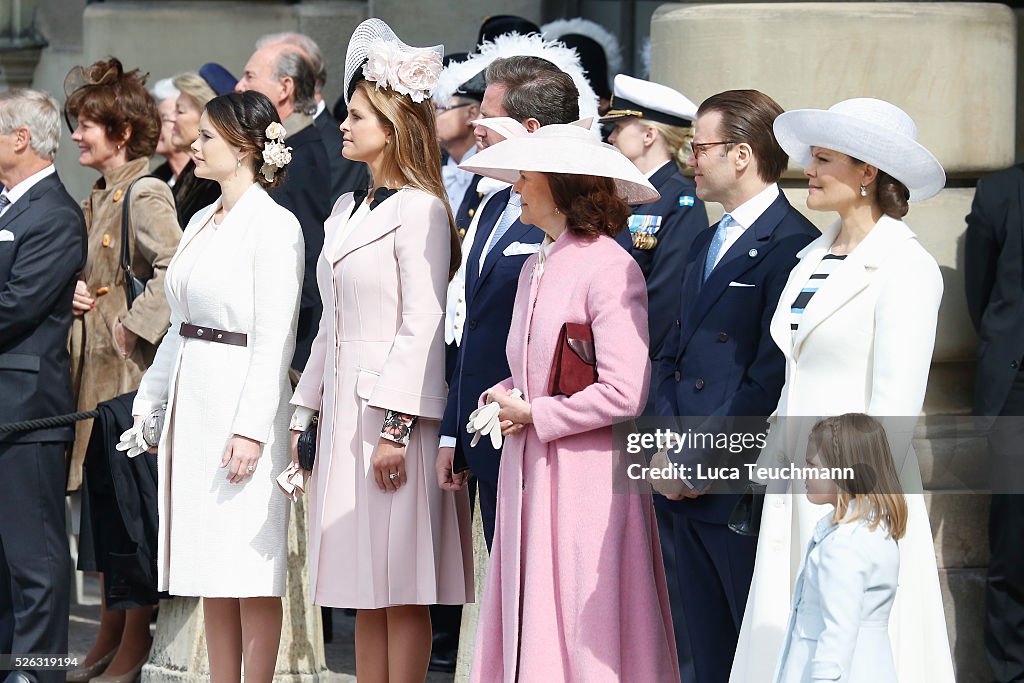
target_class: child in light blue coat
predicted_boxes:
[773,413,907,683]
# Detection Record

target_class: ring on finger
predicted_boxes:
[388,472,399,480]
[246,464,255,473]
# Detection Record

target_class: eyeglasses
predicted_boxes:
[434,102,474,114]
[689,140,736,157]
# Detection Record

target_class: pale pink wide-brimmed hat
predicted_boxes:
[460,123,660,205]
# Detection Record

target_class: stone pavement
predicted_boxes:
[69,575,454,682]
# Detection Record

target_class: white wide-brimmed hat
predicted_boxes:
[460,124,659,204]
[773,98,945,202]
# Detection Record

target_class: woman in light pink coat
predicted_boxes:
[289,20,472,683]
[460,124,680,682]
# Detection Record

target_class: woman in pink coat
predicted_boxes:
[289,20,472,683]
[460,124,680,682]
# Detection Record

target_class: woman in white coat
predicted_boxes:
[130,91,303,682]
[729,98,956,682]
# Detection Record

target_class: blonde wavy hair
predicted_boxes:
[809,413,908,540]
[646,120,694,172]
[356,80,460,280]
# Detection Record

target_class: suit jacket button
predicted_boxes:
[718,332,729,342]
[468,320,477,330]
[1013,360,1019,369]
[675,319,681,327]
[695,378,705,390]
[674,371,681,382]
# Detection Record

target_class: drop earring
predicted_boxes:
[859,184,868,197]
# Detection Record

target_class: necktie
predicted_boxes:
[0,194,10,214]
[703,213,734,281]
[481,193,522,267]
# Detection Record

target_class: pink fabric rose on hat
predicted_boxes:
[363,40,399,88]
[393,50,443,103]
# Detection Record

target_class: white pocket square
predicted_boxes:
[728,281,755,287]
[502,241,541,257]
[0,230,13,242]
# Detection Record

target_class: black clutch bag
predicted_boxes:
[297,415,318,471]
[728,482,767,536]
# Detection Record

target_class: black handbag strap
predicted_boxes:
[119,176,154,286]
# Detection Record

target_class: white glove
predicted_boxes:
[115,424,149,458]
[466,389,523,450]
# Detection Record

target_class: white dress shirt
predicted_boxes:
[442,145,477,213]
[0,164,56,216]
[709,182,780,269]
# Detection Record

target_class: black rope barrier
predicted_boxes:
[0,410,100,433]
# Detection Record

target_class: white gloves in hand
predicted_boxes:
[115,424,149,458]
[466,388,523,449]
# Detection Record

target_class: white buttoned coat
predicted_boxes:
[134,185,303,597]
[730,216,955,682]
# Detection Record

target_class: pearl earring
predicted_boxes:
[236,158,242,169]
[860,184,868,197]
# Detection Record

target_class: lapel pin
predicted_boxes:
[748,248,758,258]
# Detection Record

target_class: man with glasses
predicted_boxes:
[650,90,817,683]
[434,54,486,236]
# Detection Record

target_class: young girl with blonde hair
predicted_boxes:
[773,413,907,683]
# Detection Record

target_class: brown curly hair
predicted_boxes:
[65,57,160,161]
[546,173,631,238]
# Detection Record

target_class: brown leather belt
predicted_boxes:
[179,323,247,347]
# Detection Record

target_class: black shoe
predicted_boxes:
[428,650,457,674]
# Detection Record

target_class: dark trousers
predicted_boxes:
[986,371,1024,682]
[0,442,70,683]
[660,504,756,683]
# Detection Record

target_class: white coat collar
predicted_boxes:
[771,214,919,359]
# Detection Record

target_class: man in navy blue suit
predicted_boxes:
[651,90,818,683]
[0,89,86,683]
[435,56,583,548]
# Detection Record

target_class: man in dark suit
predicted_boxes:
[237,42,332,372]
[965,164,1024,683]
[0,89,87,683]
[651,90,817,683]
[256,32,369,204]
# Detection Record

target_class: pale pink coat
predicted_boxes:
[291,189,473,608]
[471,232,679,683]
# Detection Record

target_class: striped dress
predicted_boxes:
[789,252,847,330]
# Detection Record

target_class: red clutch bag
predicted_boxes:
[547,322,598,397]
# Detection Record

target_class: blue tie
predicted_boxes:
[481,193,522,266]
[703,213,734,281]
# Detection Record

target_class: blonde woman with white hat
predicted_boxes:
[730,98,955,683]
[460,125,680,682]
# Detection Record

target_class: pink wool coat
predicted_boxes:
[471,231,679,683]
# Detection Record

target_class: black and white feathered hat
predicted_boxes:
[433,31,600,124]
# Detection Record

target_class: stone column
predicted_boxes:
[650,3,1016,679]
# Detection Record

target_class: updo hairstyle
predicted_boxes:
[545,173,631,239]
[64,57,160,160]
[203,91,286,190]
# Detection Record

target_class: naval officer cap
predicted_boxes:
[599,74,698,129]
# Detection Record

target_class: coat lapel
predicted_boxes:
[769,223,837,358]
[0,172,58,231]
[790,216,913,358]
[332,192,401,263]
[677,195,790,354]
[473,219,534,296]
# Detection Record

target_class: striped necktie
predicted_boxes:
[0,194,11,214]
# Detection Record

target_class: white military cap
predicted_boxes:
[599,74,697,128]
